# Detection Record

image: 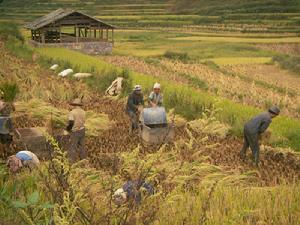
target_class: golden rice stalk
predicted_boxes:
[15,99,112,136]
[188,118,230,139]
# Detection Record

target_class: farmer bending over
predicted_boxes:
[113,180,154,205]
[240,106,280,166]
[7,150,40,173]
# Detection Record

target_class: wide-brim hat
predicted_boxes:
[70,98,83,106]
[268,106,280,115]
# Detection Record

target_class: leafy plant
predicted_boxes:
[0,22,23,42]
[163,51,191,63]
[0,80,19,102]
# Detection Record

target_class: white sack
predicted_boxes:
[73,73,92,78]
[58,69,73,77]
[50,64,59,70]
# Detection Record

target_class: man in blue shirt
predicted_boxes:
[240,106,280,166]
[7,151,40,173]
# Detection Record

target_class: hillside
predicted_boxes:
[0,0,299,33]
[0,26,300,224]
[170,0,300,14]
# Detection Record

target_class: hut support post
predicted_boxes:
[112,29,114,46]
[75,25,78,43]
[59,27,62,43]
[41,32,45,44]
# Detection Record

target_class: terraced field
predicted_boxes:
[1,0,300,33]
[0,1,300,224]
[1,39,300,225]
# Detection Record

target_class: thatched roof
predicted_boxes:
[24,8,115,30]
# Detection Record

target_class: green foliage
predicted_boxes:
[179,73,208,91]
[0,22,23,42]
[0,22,33,61]
[85,67,121,92]
[5,36,33,61]
[163,51,191,63]
[120,68,133,96]
[0,80,19,102]
[0,163,53,224]
[273,55,300,76]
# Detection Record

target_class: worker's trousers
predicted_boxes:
[240,128,260,165]
[69,128,86,162]
[127,110,139,130]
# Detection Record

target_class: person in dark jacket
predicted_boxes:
[126,85,144,132]
[240,106,280,166]
[113,180,154,205]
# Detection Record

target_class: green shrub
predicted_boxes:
[0,22,23,42]
[273,55,300,76]
[179,73,208,91]
[5,37,33,61]
[202,60,220,71]
[0,81,19,102]
[163,51,190,63]
[120,68,133,97]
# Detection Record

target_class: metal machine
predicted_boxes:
[139,107,175,145]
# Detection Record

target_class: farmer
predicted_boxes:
[240,106,280,166]
[7,150,40,173]
[0,90,14,145]
[149,83,163,107]
[113,180,154,205]
[126,85,144,132]
[66,98,86,162]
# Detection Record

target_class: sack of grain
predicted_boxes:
[50,64,59,70]
[73,73,92,78]
[58,69,73,77]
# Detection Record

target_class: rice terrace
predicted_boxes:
[0,0,300,224]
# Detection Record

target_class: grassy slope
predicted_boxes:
[1,42,300,225]
[1,23,300,225]
[35,47,300,151]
